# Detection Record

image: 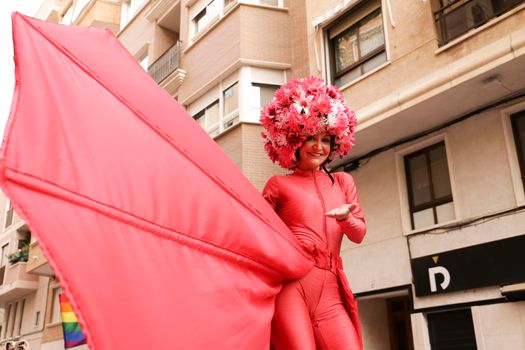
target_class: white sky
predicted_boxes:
[0,1,42,138]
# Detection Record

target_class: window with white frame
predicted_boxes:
[326,0,387,87]
[404,142,454,230]
[120,0,147,29]
[194,100,220,136]
[192,0,221,37]
[193,80,242,136]
[223,82,239,118]
[252,83,279,108]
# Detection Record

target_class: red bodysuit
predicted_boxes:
[263,169,366,350]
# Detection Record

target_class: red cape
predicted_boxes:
[1,13,312,349]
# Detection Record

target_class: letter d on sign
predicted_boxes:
[428,266,451,292]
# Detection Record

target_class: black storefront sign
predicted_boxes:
[411,234,525,296]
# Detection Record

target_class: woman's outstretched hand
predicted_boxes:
[325,203,358,221]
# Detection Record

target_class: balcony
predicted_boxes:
[35,0,61,23]
[145,0,181,32]
[26,241,54,277]
[0,262,39,303]
[75,0,122,34]
[435,0,525,45]
[148,42,186,95]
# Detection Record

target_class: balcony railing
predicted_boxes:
[148,42,182,84]
[435,0,525,45]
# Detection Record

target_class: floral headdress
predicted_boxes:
[260,76,357,170]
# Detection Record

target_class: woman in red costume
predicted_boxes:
[260,77,366,350]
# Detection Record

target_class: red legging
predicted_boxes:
[271,266,360,349]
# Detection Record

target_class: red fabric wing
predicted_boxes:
[1,13,312,349]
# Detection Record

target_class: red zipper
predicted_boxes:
[312,171,328,251]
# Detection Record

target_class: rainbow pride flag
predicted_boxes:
[60,294,87,349]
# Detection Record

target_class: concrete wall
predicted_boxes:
[359,298,391,350]
[343,104,525,295]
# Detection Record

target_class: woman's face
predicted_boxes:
[297,132,331,171]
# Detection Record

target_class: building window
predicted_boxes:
[327,1,387,87]
[405,142,454,230]
[223,83,239,117]
[192,0,220,36]
[194,100,220,136]
[4,200,14,229]
[434,0,525,46]
[120,0,147,29]
[427,309,477,349]
[511,111,525,191]
[252,83,279,108]
[1,243,8,266]
[51,287,63,324]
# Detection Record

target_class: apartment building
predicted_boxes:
[4,0,525,349]
[122,1,525,348]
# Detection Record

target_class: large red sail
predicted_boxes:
[1,13,312,349]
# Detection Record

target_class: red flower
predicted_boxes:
[260,76,357,169]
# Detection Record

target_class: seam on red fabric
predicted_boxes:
[5,167,290,278]
[16,14,309,260]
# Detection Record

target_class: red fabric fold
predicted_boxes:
[1,13,313,349]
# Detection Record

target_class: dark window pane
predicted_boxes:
[428,309,477,350]
[511,111,525,191]
[429,145,452,199]
[408,154,431,206]
[329,4,386,86]
[436,0,525,45]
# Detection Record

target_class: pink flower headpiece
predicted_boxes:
[260,76,357,170]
